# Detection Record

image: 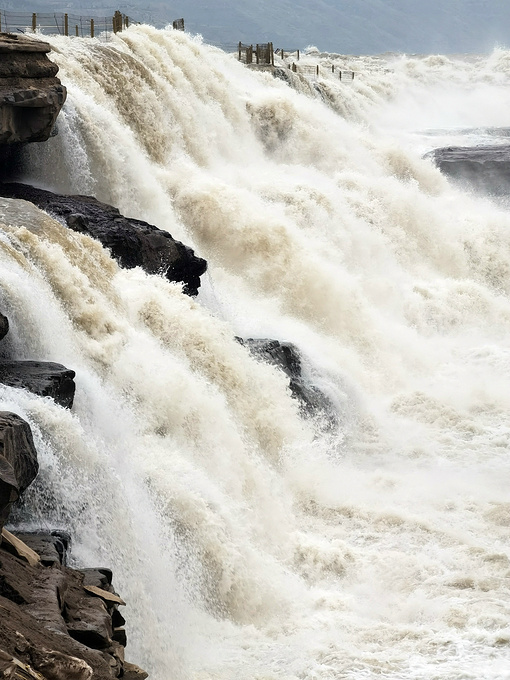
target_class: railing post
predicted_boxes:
[113,10,122,33]
[64,13,68,36]
[125,15,129,28]
[90,18,94,38]
[32,13,36,32]
[256,44,259,64]
[339,71,342,80]
[297,49,300,61]
[238,41,241,61]
[75,24,78,36]
[316,65,319,76]
[270,42,274,66]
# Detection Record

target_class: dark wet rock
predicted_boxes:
[0,183,208,295]
[15,531,71,566]
[0,411,38,530]
[0,532,145,679]
[238,338,337,425]
[0,34,66,146]
[0,313,8,341]
[0,360,76,408]
[428,144,510,196]
[79,567,114,590]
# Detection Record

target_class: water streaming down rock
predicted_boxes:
[1,25,510,680]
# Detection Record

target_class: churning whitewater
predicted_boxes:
[1,24,510,679]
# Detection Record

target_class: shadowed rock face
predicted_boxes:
[0,412,39,530]
[0,33,66,146]
[428,144,510,196]
[0,532,148,679]
[237,338,338,427]
[0,183,208,296]
[0,361,76,408]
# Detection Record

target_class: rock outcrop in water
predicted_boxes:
[0,312,76,408]
[0,183,208,296]
[0,360,76,409]
[428,144,510,196]
[238,338,337,426]
[0,34,66,146]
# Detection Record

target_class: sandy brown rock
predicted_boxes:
[0,33,66,145]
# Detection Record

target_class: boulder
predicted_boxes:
[0,33,66,146]
[238,338,337,425]
[0,183,208,296]
[0,411,38,530]
[428,144,510,196]
[0,360,76,408]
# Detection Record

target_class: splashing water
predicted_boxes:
[1,25,510,680]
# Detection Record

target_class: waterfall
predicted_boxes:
[1,25,509,679]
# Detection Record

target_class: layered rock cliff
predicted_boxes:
[0,33,66,146]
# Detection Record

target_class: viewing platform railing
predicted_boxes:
[238,42,274,66]
[0,8,134,39]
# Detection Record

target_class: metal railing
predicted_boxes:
[0,8,133,39]
[238,41,274,66]
[288,63,355,80]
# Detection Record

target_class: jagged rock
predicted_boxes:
[0,183,208,296]
[0,412,38,530]
[237,338,337,425]
[79,568,113,590]
[0,360,76,408]
[0,536,144,679]
[15,531,70,566]
[0,34,66,146]
[0,313,8,341]
[428,144,510,196]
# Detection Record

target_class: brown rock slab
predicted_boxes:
[0,33,66,145]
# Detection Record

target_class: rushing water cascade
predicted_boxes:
[1,25,510,679]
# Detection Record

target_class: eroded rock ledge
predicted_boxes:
[0,311,76,409]
[0,530,147,680]
[0,183,208,296]
[0,33,66,146]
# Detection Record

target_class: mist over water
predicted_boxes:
[1,25,510,679]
